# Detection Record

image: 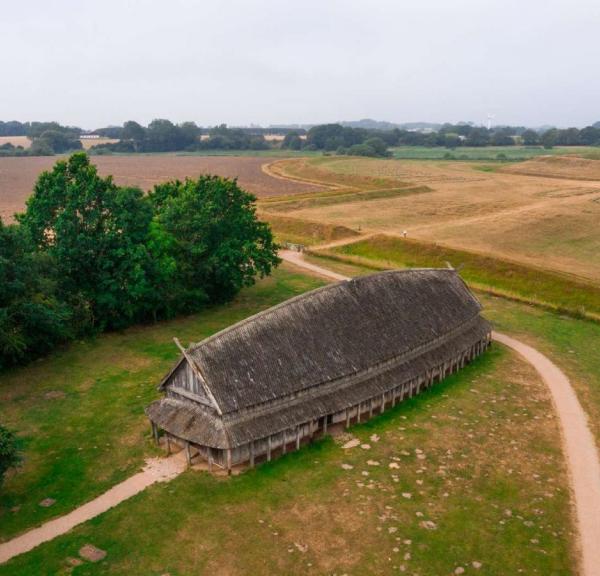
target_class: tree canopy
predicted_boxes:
[1,153,280,368]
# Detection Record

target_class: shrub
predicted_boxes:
[0,424,21,486]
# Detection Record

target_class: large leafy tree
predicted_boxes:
[19,152,154,330]
[0,219,72,367]
[150,175,280,306]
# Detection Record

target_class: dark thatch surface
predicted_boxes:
[146,269,491,450]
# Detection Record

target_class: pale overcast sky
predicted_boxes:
[2,0,599,128]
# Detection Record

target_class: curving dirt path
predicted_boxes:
[0,453,187,565]
[494,333,600,576]
[281,250,600,576]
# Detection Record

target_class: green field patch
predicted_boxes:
[389,145,600,161]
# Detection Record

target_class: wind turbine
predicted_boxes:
[486,113,495,130]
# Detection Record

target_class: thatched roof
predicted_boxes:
[146,269,491,448]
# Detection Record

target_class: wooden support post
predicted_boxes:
[151,422,159,445]
[208,449,214,472]
[345,409,350,429]
[267,435,272,462]
[369,398,374,419]
[166,434,171,455]
[296,426,301,450]
[356,403,361,424]
[392,387,397,407]
[226,449,232,476]
[282,431,287,454]
[380,393,386,414]
[185,441,192,467]
[249,442,255,468]
[323,416,328,435]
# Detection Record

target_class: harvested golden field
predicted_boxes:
[0,136,30,149]
[501,155,600,180]
[0,155,322,222]
[268,157,600,282]
[80,137,119,149]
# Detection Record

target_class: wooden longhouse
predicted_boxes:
[145,269,492,473]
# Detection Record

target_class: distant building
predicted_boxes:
[146,269,491,473]
[79,134,100,139]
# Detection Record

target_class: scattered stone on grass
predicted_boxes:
[472,561,483,569]
[419,520,438,530]
[342,438,361,449]
[79,544,107,562]
[367,460,380,466]
[389,462,400,469]
[341,463,354,470]
[44,390,66,400]
[294,542,308,553]
[39,498,56,508]
[66,557,83,567]
[370,434,380,442]
[360,444,371,450]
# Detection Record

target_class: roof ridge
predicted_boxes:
[187,268,456,353]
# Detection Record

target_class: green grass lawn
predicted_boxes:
[315,234,600,320]
[389,145,600,161]
[0,345,574,575]
[0,266,324,542]
[1,262,590,574]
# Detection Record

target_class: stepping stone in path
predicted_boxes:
[79,544,107,562]
[39,498,56,508]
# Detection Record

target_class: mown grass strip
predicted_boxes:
[309,234,600,322]
[261,186,431,213]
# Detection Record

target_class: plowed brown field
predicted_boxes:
[0,155,321,222]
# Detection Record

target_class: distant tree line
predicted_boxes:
[0,121,83,157]
[0,152,279,369]
[91,121,271,154]
[281,122,600,154]
[2,119,600,157]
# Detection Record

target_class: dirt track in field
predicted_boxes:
[272,157,600,282]
[0,155,322,222]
